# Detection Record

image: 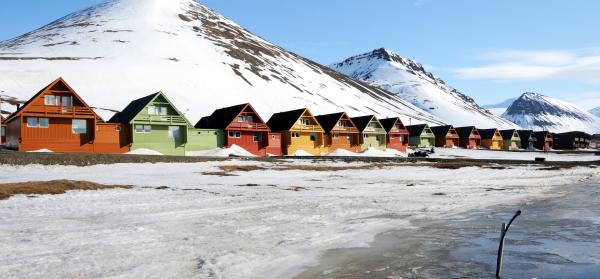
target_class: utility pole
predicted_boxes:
[496,210,522,278]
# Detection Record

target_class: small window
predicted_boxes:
[368,122,378,128]
[27,117,39,128]
[229,131,241,138]
[332,133,339,138]
[400,135,404,141]
[394,124,401,129]
[291,132,300,138]
[310,133,317,141]
[135,125,144,133]
[61,96,73,107]
[1,127,5,137]
[116,126,121,132]
[168,126,181,139]
[363,134,369,138]
[44,96,56,106]
[39,118,49,128]
[247,116,253,123]
[148,106,158,115]
[237,116,245,122]
[72,119,87,134]
[144,125,152,133]
[337,121,347,127]
[159,107,168,116]
[297,119,309,125]
[253,132,262,142]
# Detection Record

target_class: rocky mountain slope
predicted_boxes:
[330,48,518,128]
[502,92,600,133]
[0,0,443,124]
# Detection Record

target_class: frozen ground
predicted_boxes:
[0,160,598,278]
[430,147,600,162]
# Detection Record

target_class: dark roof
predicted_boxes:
[266,108,306,131]
[430,125,453,137]
[517,130,533,140]
[478,128,499,139]
[195,103,248,129]
[351,115,375,132]
[532,131,551,138]
[455,126,476,138]
[7,79,56,122]
[406,124,428,136]
[500,129,518,140]
[379,117,405,132]
[109,93,158,124]
[315,112,345,132]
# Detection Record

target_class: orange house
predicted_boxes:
[379,117,409,153]
[315,112,361,153]
[4,78,129,153]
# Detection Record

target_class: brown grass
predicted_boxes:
[217,163,401,173]
[219,165,266,172]
[0,180,132,201]
[201,171,238,177]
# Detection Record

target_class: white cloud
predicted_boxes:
[452,49,600,83]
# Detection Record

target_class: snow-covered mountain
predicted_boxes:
[482,97,517,116]
[330,48,518,128]
[502,92,600,134]
[590,107,600,118]
[0,0,444,125]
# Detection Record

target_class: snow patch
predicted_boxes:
[126,148,163,155]
[185,144,255,157]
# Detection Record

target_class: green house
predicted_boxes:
[110,92,223,156]
[406,124,435,148]
[351,115,387,151]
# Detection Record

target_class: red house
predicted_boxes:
[379,117,409,152]
[455,126,481,149]
[533,131,553,151]
[196,103,281,156]
[4,78,129,153]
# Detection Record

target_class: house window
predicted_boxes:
[237,116,245,122]
[144,125,152,133]
[400,135,404,142]
[368,122,378,128]
[297,119,309,125]
[229,131,241,138]
[394,124,401,129]
[347,134,353,142]
[310,133,317,141]
[135,125,152,133]
[1,127,5,137]
[363,134,369,138]
[246,116,253,123]
[332,133,339,138]
[148,106,167,115]
[168,126,181,139]
[44,95,57,106]
[116,126,121,132]
[337,121,348,127]
[253,132,262,142]
[61,96,73,107]
[291,132,300,138]
[72,119,87,134]
[27,117,38,127]
[39,118,49,128]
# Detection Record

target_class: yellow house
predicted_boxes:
[479,128,504,150]
[267,108,325,155]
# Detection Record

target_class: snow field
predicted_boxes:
[0,160,599,278]
[431,147,600,162]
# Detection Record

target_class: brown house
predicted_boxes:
[4,78,128,153]
[455,126,481,149]
[197,103,281,156]
[379,117,409,152]
[430,125,459,147]
[315,112,361,153]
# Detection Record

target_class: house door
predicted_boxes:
[168,126,183,146]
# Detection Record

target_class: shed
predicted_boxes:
[455,126,481,149]
[196,103,280,156]
[500,129,521,150]
[430,125,459,148]
[315,112,360,153]
[379,117,409,153]
[405,124,435,148]
[267,108,325,155]
[478,128,503,150]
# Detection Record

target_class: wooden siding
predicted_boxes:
[15,117,94,152]
[386,133,408,152]
[282,131,325,155]
[482,138,503,150]
[266,133,282,156]
[187,128,224,152]
[324,132,361,153]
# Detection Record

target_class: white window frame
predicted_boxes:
[144,125,152,133]
[44,95,56,106]
[38,118,49,128]
[27,117,39,128]
[237,116,245,122]
[61,96,73,107]
[135,125,144,133]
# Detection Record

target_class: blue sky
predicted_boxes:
[1,0,600,108]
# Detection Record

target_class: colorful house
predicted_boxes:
[196,103,281,156]
[406,124,435,148]
[553,131,590,150]
[4,78,128,153]
[532,131,553,151]
[315,112,361,153]
[517,130,536,150]
[0,115,5,145]
[351,115,387,151]
[478,128,503,150]
[500,129,521,150]
[266,108,325,155]
[110,92,223,156]
[379,117,409,153]
[430,125,459,148]
[455,126,481,149]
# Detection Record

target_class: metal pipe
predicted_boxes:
[496,210,522,278]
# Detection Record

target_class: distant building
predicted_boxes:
[455,126,481,149]
[553,131,591,150]
[379,117,410,153]
[430,125,459,148]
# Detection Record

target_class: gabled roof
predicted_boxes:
[351,115,377,132]
[315,112,355,133]
[406,124,429,136]
[532,131,552,138]
[478,128,500,139]
[430,125,454,138]
[6,77,99,122]
[109,92,190,125]
[517,130,534,140]
[455,126,478,138]
[195,103,267,130]
[266,108,308,131]
[379,117,407,133]
[500,129,519,140]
